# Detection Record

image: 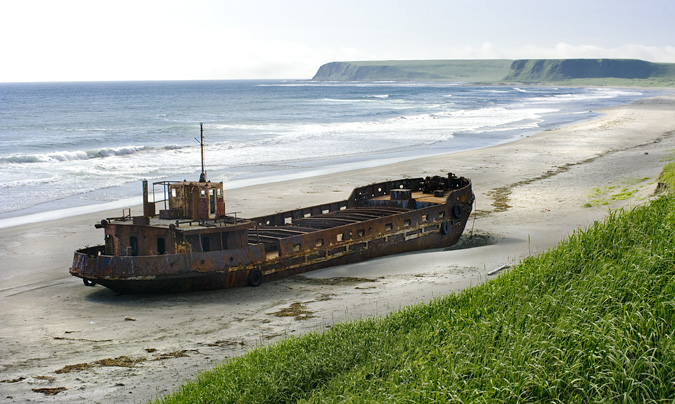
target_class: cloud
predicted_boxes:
[435,42,675,64]
[516,43,675,63]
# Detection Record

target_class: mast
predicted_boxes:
[198,122,206,182]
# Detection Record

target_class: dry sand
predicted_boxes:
[1,95,675,403]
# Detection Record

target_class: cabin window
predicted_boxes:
[209,189,216,215]
[385,223,393,231]
[217,188,222,197]
[200,189,206,198]
[129,236,138,256]
[201,235,210,252]
[404,219,411,227]
[171,188,177,198]
[422,214,428,222]
[336,233,344,242]
[284,217,292,225]
[357,229,365,237]
[315,238,324,247]
[292,243,301,252]
[439,211,445,219]
[157,237,166,255]
[304,212,311,218]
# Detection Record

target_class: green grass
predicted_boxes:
[584,177,652,207]
[657,151,675,192]
[154,191,675,403]
[659,161,675,189]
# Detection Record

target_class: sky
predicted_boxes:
[1,0,674,82]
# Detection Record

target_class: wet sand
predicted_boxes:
[1,95,674,403]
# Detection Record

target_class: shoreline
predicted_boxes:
[0,136,542,229]
[0,86,662,229]
[1,95,674,403]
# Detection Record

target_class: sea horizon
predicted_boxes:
[0,80,666,228]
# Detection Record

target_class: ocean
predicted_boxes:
[0,80,663,227]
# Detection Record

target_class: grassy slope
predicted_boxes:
[659,160,675,188]
[154,168,675,403]
[503,59,675,87]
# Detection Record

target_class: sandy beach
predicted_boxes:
[1,95,674,403]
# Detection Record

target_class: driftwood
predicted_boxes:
[487,264,510,276]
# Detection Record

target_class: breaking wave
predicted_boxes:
[0,145,187,164]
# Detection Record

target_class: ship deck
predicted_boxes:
[371,191,447,205]
[248,206,411,245]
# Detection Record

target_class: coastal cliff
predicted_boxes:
[312,60,512,82]
[312,59,675,86]
[504,59,675,83]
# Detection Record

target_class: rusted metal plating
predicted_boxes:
[71,174,474,293]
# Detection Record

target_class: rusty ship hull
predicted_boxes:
[71,174,473,293]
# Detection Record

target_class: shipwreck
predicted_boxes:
[71,126,474,293]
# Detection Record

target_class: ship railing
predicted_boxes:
[171,213,248,228]
[103,208,133,223]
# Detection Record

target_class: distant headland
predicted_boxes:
[312,59,675,87]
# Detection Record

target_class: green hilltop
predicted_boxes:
[312,59,675,86]
[312,59,513,82]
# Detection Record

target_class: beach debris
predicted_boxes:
[96,356,140,367]
[269,302,315,320]
[152,350,195,360]
[208,339,246,347]
[124,316,136,321]
[55,362,94,374]
[487,264,510,276]
[55,356,144,374]
[486,187,512,212]
[32,387,67,396]
[262,332,283,340]
[54,336,113,342]
[0,376,25,383]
